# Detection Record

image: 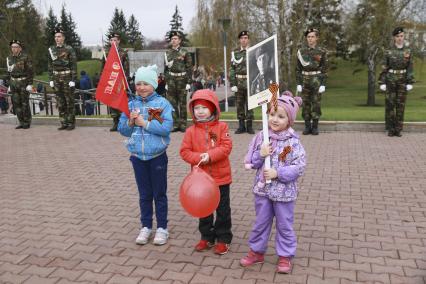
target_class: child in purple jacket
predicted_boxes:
[240,91,306,274]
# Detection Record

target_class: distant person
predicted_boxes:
[156,73,166,95]
[6,39,33,129]
[79,70,93,115]
[378,27,414,137]
[230,31,254,134]
[296,28,328,135]
[164,30,193,132]
[48,25,77,131]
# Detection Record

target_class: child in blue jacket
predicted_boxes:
[118,65,173,245]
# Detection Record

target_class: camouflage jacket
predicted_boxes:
[48,45,77,81]
[378,45,414,84]
[295,45,328,86]
[164,46,192,83]
[102,46,130,79]
[6,52,33,86]
[230,47,247,87]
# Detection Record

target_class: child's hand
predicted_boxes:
[199,153,210,164]
[264,168,278,180]
[128,110,139,126]
[134,114,147,127]
[260,142,273,157]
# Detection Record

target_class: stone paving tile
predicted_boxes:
[1,125,425,283]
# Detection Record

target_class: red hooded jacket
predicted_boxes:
[179,89,232,186]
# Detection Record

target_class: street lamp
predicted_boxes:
[218,18,231,112]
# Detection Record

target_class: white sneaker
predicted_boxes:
[135,227,152,245]
[152,228,169,245]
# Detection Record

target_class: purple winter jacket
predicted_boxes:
[245,127,306,202]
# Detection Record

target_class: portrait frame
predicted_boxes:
[246,34,279,110]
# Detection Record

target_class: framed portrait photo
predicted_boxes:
[246,34,279,110]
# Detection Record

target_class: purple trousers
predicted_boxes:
[248,195,296,257]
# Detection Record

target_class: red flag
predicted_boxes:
[95,42,130,117]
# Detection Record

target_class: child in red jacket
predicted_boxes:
[180,89,233,255]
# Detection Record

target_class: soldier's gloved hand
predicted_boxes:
[406,84,413,91]
[318,86,325,93]
[185,84,191,91]
[26,85,33,92]
[296,85,302,93]
[49,81,54,88]
[165,84,168,90]
[68,81,75,88]
[7,86,11,93]
[231,86,238,92]
[380,84,386,91]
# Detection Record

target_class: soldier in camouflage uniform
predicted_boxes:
[102,32,130,131]
[296,28,328,135]
[230,31,254,134]
[164,31,192,132]
[5,40,33,129]
[48,26,77,130]
[379,27,414,137]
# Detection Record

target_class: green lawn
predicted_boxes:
[35,60,102,83]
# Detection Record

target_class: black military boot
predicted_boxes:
[67,124,75,131]
[246,120,255,134]
[110,117,118,132]
[311,119,319,135]
[58,124,68,130]
[234,119,246,134]
[303,120,311,135]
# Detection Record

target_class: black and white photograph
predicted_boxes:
[246,35,279,109]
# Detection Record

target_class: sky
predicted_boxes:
[33,0,197,46]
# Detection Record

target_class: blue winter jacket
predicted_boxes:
[118,92,173,161]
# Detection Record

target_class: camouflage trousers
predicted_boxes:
[386,80,407,133]
[10,81,32,127]
[54,75,75,126]
[301,77,322,120]
[235,87,253,121]
[166,77,187,129]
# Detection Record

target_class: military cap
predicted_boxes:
[238,30,249,38]
[392,27,404,36]
[304,28,319,37]
[9,40,23,47]
[169,30,182,39]
[108,32,121,40]
[54,25,65,35]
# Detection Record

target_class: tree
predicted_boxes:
[106,7,128,46]
[127,14,144,50]
[59,4,82,59]
[165,5,190,46]
[44,7,58,47]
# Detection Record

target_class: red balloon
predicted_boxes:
[179,166,220,218]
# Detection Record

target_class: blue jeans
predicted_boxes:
[130,153,168,229]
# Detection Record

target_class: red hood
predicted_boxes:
[188,89,221,123]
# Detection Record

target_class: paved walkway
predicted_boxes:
[0,125,425,284]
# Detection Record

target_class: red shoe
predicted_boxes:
[240,250,264,267]
[276,256,292,274]
[195,240,214,251]
[214,242,230,255]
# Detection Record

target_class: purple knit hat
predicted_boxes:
[270,90,303,125]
